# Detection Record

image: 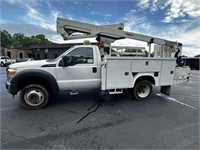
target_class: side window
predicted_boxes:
[1,56,9,59]
[67,47,94,65]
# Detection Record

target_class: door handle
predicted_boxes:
[92,67,97,73]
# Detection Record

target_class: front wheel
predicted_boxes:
[19,84,49,109]
[1,62,4,67]
[129,80,152,101]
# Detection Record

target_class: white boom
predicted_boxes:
[56,17,182,48]
[111,46,146,49]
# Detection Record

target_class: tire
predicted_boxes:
[1,62,4,67]
[129,80,152,101]
[19,84,49,109]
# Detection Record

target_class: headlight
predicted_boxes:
[7,68,17,81]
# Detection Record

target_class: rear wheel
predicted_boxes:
[129,80,152,101]
[19,84,49,109]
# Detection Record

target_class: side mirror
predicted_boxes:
[61,56,69,67]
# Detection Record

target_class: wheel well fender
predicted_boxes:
[132,74,155,87]
[10,69,59,95]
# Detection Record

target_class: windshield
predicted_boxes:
[53,46,74,62]
[1,56,10,59]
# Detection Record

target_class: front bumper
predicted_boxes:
[5,82,18,95]
[5,62,11,67]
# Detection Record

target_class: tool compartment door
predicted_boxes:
[105,59,131,89]
[159,60,176,85]
[173,66,190,84]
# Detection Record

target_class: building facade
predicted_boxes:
[0,47,33,59]
[30,43,96,60]
[1,43,96,60]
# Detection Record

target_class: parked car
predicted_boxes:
[16,58,34,63]
[0,56,12,67]
[24,58,35,61]
[16,58,24,63]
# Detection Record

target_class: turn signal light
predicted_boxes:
[9,70,17,77]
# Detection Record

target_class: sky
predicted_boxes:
[0,0,200,56]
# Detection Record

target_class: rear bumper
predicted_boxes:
[5,82,18,95]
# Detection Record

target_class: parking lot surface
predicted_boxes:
[0,67,199,149]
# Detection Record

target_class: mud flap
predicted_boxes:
[160,86,171,96]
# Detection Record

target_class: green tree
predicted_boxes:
[36,34,52,44]
[30,36,39,45]
[1,29,53,48]
[10,37,21,48]
[30,34,52,45]
[10,33,26,48]
[0,29,12,48]
[21,36,31,47]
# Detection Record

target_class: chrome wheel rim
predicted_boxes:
[24,88,44,106]
[137,83,150,98]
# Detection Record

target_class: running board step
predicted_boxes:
[108,89,123,94]
[70,90,79,95]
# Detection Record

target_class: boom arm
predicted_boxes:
[56,17,182,47]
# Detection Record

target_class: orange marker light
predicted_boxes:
[9,71,16,76]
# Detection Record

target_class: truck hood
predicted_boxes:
[9,60,56,69]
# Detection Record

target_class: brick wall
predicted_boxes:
[0,48,33,59]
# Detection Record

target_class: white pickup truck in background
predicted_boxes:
[5,18,190,109]
[0,56,13,67]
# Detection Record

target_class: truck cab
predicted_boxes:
[5,45,103,109]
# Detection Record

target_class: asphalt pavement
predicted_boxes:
[0,67,199,149]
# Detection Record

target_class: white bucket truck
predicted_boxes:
[5,17,190,109]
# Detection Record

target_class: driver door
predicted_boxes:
[56,47,100,91]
